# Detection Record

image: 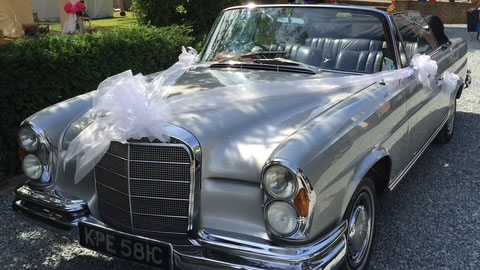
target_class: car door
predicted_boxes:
[393,12,453,159]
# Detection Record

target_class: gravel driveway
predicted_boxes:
[1,25,479,270]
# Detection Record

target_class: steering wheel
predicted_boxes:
[253,42,268,51]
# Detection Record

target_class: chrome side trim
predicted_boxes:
[388,115,449,190]
[261,158,316,241]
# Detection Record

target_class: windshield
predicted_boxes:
[201,6,397,73]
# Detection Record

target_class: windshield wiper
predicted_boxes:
[218,51,287,63]
[253,58,321,73]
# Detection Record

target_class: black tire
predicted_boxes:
[344,177,377,270]
[434,99,456,144]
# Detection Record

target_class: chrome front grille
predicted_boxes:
[95,141,193,245]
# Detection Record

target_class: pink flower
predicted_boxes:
[74,2,85,13]
[64,3,73,13]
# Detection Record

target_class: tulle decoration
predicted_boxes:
[64,51,459,183]
[442,71,461,94]
[410,54,438,89]
[64,47,197,182]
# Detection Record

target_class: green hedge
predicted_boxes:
[0,26,194,179]
[132,0,244,47]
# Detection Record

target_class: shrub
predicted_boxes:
[0,26,194,179]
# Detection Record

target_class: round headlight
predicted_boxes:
[19,127,39,152]
[22,154,43,180]
[266,201,298,236]
[263,165,297,199]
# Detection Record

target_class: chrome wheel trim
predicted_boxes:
[447,101,456,135]
[347,190,374,268]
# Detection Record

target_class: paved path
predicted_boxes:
[0,25,479,269]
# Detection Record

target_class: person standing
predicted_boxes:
[468,1,480,38]
[469,0,480,12]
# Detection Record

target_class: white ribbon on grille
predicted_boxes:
[64,50,459,183]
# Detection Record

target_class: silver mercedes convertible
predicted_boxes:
[13,5,470,270]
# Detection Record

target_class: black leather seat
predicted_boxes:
[304,38,384,69]
[305,38,384,52]
[254,44,303,59]
[335,50,384,73]
[288,46,323,66]
[255,38,386,72]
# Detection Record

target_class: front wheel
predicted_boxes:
[345,177,377,270]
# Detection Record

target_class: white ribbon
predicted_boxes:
[64,47,197,182]
[64,51,459,183]
[410,54,438,89]
[441,71,461,94]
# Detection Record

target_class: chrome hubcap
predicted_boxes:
[347,192,373,267]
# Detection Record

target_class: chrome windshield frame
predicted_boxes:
[200,4,402,72]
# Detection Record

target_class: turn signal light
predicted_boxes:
[294,188,310,217]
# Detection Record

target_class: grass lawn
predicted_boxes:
[49,11,138,35]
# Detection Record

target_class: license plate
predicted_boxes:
[79,221,172,269]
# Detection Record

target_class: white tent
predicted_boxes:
[0,0,34,38]
[85,0,113,19]
[33,0,113,23]
[113,0,132,10]
[32,0,60,21]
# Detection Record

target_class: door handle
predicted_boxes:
[436,77,443,87]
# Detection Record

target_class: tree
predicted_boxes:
[132,0,184,27]
[133,0,245,37]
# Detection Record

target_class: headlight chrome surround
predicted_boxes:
[262,159,316,241]
[18,122,53,185]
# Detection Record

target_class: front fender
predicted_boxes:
[341,148,389,217]
[24,91,95,149]
[23,91,95,184]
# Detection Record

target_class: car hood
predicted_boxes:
[61,67,368,183]
[161,67,367,183]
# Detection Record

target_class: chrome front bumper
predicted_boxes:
[12,185,347,270]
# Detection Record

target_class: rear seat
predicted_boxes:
[259,38,387,72]
[305,38,384,70]
[261,44,323,67]
[305,38,384,52]
[335,50,383,73]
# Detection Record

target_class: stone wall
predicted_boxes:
[273,0,476,24]
[395,1,474,24]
